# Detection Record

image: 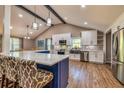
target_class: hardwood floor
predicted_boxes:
[67,60,124,88]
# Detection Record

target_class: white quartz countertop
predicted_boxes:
[1,51,69,66]
[80,50,103,52]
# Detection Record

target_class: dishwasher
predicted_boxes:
[80,51,89,62]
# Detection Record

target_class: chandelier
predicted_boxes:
[32,6,39,30]
[47,11,52,26]
[24,25,30,39]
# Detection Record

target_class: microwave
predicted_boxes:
[59,40,66,45]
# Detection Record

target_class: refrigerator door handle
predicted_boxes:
[116,36,118,55]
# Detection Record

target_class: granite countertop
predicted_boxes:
[1,51,69,66]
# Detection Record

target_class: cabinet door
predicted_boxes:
[89,52,96,62]
[91,31,97,45]
[81,31,91,45]
[69,54,80,60]
[81,31,97,45]
[81,32,86,45]
[96,52,104,63]
[85,31,91,45]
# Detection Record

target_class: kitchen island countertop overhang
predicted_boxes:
[0,51,69,66]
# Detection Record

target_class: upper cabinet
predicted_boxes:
[81,30,97,45]
[52,33,71,45]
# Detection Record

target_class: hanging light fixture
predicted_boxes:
[24,25,30,39]
[32,6,39,30]
[47,11,52,26]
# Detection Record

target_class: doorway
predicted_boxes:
[106,30,112,63]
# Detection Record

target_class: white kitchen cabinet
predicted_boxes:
[69,54,80,60]
[96,51,104,63]
[89,51,104,63]
[89,52,96,62]
[91,31,97,45]
[52,33,71,45]
[81,30,97,45]
[52,35,59,45]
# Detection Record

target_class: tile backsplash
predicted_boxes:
[82,45,103,51]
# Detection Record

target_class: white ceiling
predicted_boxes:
[51,5,124,31]
[0,5,124,39]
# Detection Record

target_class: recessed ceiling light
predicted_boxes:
[10,26,13,30]
[24,37,27,39]
[84,22,88,25]
[64,17,68,20]
[39,23,42,26]
[81,5,86,8]
[27,37,30,39]
[18,14,23,18]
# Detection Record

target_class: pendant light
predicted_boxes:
[24,25,30,39]
[47,11,52,26]
[32,6,39,30]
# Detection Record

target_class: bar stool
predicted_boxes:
[19,59,53,88]
[4,56,19,88]
[0,55,5,88]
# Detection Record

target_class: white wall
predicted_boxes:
[106,12,124,33]
[23,39,35,50]
[36,24,92,41]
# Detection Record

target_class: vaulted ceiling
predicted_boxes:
[0,5,124,39]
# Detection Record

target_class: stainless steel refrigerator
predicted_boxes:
[112,28,124,84]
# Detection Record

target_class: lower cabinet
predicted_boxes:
[89,52,96,62]
[69,51,104,63]
[89,51,104,63]
[96,52,104,63]
[69,54,80,60]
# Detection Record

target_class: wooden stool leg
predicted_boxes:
[1,75,5,88]
[14,82,18,88]
[5,78,8,88]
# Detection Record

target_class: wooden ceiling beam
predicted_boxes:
[16,5,54,26]
[44,5,66,24]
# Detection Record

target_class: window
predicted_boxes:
[72,37,81,48]
[10,37,23,51]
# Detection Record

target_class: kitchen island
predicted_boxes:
[1,51,69,88]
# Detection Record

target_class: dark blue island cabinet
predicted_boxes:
[37,57,69,88]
